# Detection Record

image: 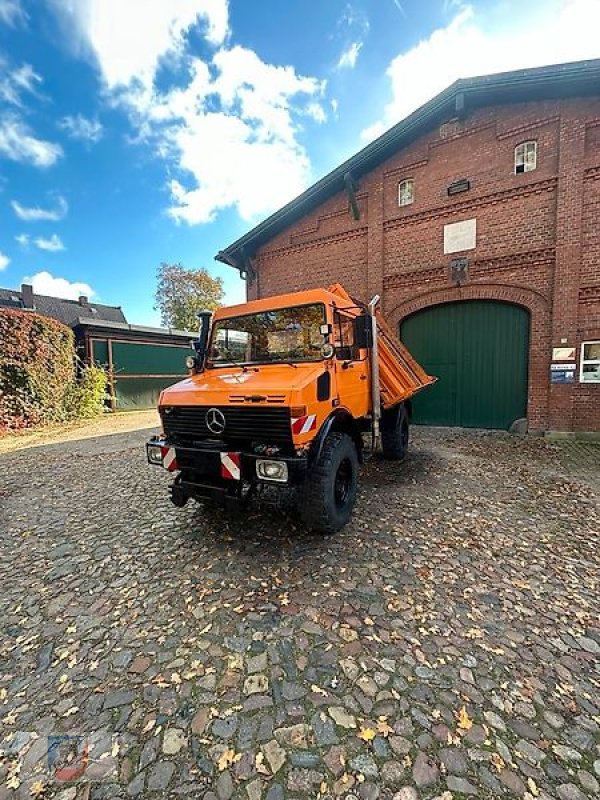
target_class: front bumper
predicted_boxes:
[146,436,307,486]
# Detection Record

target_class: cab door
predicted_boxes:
[332,310,370,418]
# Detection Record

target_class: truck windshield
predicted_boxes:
[208,303,326,366]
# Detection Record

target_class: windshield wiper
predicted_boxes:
[212,350,257,372]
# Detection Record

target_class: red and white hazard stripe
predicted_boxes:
[291,414,317,435]
[220,451,241,480]
[161,446,178,472]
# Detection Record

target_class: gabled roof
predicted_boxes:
[0,287,127,327]
[216,58,600,271]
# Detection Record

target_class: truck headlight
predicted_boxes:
[147,444,164,465]
[256,459,288,483]
[185,355,196,370]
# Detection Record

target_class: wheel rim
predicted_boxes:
[334,458,353,509]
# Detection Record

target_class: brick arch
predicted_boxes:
[387,282,549,325]
[388,283,551,432]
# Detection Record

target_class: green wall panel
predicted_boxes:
[401,300,529,430]
[111,341,190,376]
[114,377,179,410]
[91,339,109,366]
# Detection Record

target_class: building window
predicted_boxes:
[515,141,537,174]
[580,341,600,383]
[398,179,414,207]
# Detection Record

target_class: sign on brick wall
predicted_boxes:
[444,218,476,254]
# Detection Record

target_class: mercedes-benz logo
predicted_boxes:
[206,407,226,434]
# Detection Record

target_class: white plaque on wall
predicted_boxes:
[444,218,476,254]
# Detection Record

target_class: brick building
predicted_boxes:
[217,59,600,433]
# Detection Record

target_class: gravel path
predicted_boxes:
[1,428,598,800]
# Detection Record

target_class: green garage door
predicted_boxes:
[91,339,189,410]
[401,300,529,429]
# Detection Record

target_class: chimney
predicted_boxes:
[78,295,89,307]
[21,283,34,309]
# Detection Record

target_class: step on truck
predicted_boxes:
[146,284,435,533]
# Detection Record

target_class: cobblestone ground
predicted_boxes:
[1,429,599,800]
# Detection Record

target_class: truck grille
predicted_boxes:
[161,405,292,447]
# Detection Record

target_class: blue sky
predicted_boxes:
[0,0,598,325]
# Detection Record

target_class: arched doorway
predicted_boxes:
[400,300,530,429]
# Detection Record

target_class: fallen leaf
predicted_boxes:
[217,748,236,771]
[30,779,46,797]
[490,752,505,772]
[357,726,376,742]
[457,706,473,731]
[255,751,269,775]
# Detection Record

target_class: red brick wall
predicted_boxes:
[250,97,600,432]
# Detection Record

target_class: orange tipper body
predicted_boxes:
[147,284,435,533]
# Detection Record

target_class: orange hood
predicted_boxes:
[159,362,328,407]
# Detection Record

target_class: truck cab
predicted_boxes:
[147,285,434,533]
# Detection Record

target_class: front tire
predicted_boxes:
[298,432,359,534]
[381,404,409,460]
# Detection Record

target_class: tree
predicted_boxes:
[154,263,224,331]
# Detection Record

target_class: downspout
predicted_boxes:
[368,295,381,450]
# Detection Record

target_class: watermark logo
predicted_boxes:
[47,735,89,782]
[2,731,119,795]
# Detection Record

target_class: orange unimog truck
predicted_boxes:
[146,285,435,533]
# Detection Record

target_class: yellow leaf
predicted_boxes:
[527,777,539,796]
[490,752,505,772]
[311,685,328,697]
[255,751,269,775]
[29,780,46,797]
[217,748,236,771]
[457,706,473,731]
[358,726,376,742]
[376,719,393,737]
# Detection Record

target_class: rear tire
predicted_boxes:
[298,432,358,534]
[381,404,409,461]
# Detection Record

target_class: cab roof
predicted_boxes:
[213,287,357,320]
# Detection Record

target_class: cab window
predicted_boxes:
[334,312,358,360]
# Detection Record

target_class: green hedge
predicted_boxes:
[0,309,107,431]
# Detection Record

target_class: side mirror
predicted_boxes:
[354,314,373,349]
[193,310,213,368]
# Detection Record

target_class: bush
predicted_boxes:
[0,309,107,431]
[65,364,108,419]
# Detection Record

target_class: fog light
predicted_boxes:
[147,444,163,465]
[185,355,196,370]
[256,459,288,483]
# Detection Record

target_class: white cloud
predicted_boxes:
[34,234,66,252]
[59,113,103,143]
[15,233,29,246]
[0,0,26,26]
[337,41,363,70]
[113,47,324,224]
[50,0,229,88]
[0,61,41,106]
[0,250,9,270]
[49,2,326,224]
[0,115,63,167]
[11,196,68,222]
[160,48,324,223]
[23,271,94,300]
[362,0,600,141]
